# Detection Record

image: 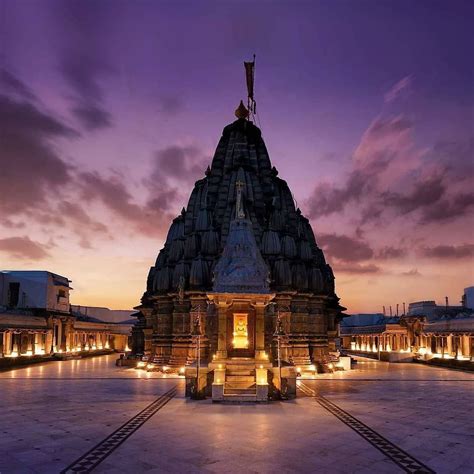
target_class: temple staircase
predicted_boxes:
[223,358,257,402]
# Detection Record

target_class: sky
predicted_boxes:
[0,0,472,312]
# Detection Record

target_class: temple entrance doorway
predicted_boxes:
[227,311,255,358]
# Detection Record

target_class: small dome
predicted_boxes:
[146,267,155,292]
[292,262,308,289]
[281,235,297,258]
[155,266,171,292]
[261,229,281,255]
[168,239,184,263]
[323,264,335,293]
[165,216,185,244]
[189,255,210,289]
[201,228,219,256]
[195,208,211,232]
[184,233,199,260]
[309,266,323,292]
[270,210,284,231]
[299,240,313,261]
[172,262,189,289]
[273,257,291,288]
[154,249,167,268]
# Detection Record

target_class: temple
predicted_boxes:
[132,103,345,401]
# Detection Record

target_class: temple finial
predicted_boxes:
[235,100,249,119]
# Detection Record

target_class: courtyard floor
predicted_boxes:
[0,355,473,474]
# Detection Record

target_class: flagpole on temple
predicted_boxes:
[244,54,256,121]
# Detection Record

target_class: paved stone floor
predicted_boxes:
[0,355,473,473]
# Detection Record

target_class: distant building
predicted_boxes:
[462,286,474,309]
[70,305,134,324]
[340,287,474,363]
[0,271,131,362]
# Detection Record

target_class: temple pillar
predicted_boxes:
[254,301,266,359]
[215,301,229,359]
[4,332,11,356]
[447,334,453,356]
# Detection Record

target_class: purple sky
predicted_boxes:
[0,0,472,311]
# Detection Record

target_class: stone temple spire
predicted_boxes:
[146,115,336,296]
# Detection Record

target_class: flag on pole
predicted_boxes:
[244,55,256,113]
[244,58,255,100]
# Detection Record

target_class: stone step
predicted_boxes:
[225,375,255,383]
[226,369,255,376]
[225,381,256,390]
[224,386,256,395]
[225,361,257,369]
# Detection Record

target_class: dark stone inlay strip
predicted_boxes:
[61,386,177,473]
[298,382,435,474]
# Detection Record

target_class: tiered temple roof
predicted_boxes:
[145,118,336,298]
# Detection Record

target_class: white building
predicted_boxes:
[0,270,131,363]
[0,271,71,313]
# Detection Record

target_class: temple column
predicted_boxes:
[215,301,229,359]
[5,332,12,356]
[254,301,266,360]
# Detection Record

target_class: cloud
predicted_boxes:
[71,103,111,130]
[307,116,416,220]
[0,236,50,260]
[0,69,36,101]
[152,145,209,183]
[144,144,209,215]
[376,246,407,259]
[421,192,474,223]
[55,1,113,130]
[79,172,144,220]
[318,233,373,262]
[0,94,77,217]
[333,263,381,274]
[382,175,445,215]
[384,75,413,103]
[78,171,174,238]
[306,115,473,227]
[421,244,474,259]
[158,95,184,115]
[401,269,421,276]
[57,201,108,233]
[0,219,26,230]
[0,85,201,243]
